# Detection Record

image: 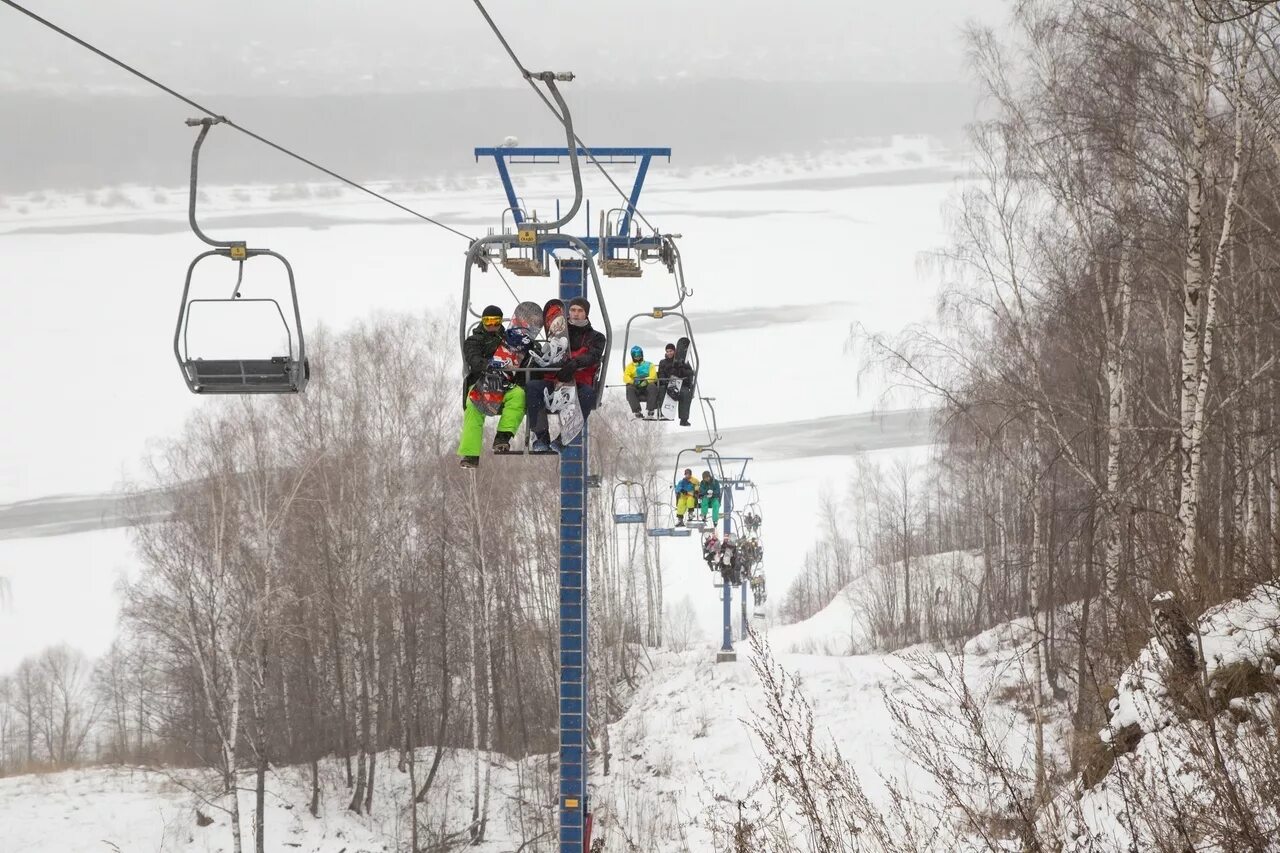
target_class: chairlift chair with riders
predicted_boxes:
[174,118,308,394]
[618,236,701,425]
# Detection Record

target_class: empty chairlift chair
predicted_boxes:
[612,481,646,524]
[173,118,308,395]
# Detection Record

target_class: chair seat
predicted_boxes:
[503,258,548,277]
[185,357,304,394]
[613,513,645,524]
[602,258,642,278]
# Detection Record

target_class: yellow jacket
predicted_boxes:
[623,360,655,387]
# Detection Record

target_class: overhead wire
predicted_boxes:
[469,0,729,445]
[467,0,659,233]
[1,0,473,241]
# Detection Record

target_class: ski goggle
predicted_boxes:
[481,315,503,327]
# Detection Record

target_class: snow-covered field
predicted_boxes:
[0,140,972,851]
[0,138,956,672]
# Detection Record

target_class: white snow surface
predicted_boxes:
[0,141,991,851]
[1,552,1064,852]
[1049,582,1280,853]
[0,141,954,673]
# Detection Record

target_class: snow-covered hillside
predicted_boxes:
[1047,582,1280,852]
[0,553,1062,853]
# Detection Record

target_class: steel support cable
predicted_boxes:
[1,0,472,241]
[468,0,659,233]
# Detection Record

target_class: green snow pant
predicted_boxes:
[457,385,526,457]
[700,496,721,524]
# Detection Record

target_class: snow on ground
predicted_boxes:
[1048,582,1280,852]
[0,138,960,503]
[0,764,389,853]
[0,549,1061,853]
[0,140,954,674]
[0,527,137,674]
[595,558,1066,850]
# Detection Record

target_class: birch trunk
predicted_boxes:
[1102,242,1133,639]
[1029,419,1047,801]
[1175,49,1210,592]
[1176,28,1243,593]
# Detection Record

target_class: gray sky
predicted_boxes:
[0,0,1007,93]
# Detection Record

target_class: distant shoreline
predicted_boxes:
[0,80,977,194]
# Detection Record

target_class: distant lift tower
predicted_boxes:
[704,455,754,662]
[473,145,672,853]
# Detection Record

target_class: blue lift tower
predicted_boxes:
[472,144,672,853]
[704,455,754,662]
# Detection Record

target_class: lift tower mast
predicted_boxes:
[473,144,671,852]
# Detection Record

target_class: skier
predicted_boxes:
[750,572,767,605]
[623,345,660,419]
[702,530,721,569]
[674,468,699,527]
[526,297,607,451]
[656,341,695,427]
[698,470,722,525]
[457,305,529,468]
[745,512,762,533]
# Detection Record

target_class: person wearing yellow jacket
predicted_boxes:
[623,345,661,419]
[674,468,699,527]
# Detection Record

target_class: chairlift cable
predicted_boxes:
[468,0,659,233]
[1,0,473,241]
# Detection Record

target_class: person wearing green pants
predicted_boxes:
[458,384,526,464]
[698,470,722,524]
[457,304,531,469]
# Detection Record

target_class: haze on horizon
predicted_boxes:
[0,0,1006,94]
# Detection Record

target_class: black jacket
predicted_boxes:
[562,321,607,385]
[657,355,695,384]
[462,323,504,408]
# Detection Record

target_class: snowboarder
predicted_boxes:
[750,572,767,605]
[674,468,699,527]
[457,305,533,468]
[525,297,606,451]
[698,471,722,525]
[744,512,762,533]
[623,345,660,418]
[656,341,695,426]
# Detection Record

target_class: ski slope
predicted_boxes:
[0,554,1057,853]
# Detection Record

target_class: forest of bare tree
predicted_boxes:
[0,311,682,849]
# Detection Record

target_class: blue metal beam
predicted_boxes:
[616,154,651,247]
[475,146,672,160]
[493,155,523,225]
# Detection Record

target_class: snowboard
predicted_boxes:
[660,336,692,422]
[531,299,570,369]
[538,298,585,446]
[545,382,584,446]
[469,301,542,416]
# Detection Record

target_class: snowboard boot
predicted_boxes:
[632,410,644,419]
[459,456,480,469]
[675,516,685,527]
[679,419,691,426]
[493,431,514,453]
